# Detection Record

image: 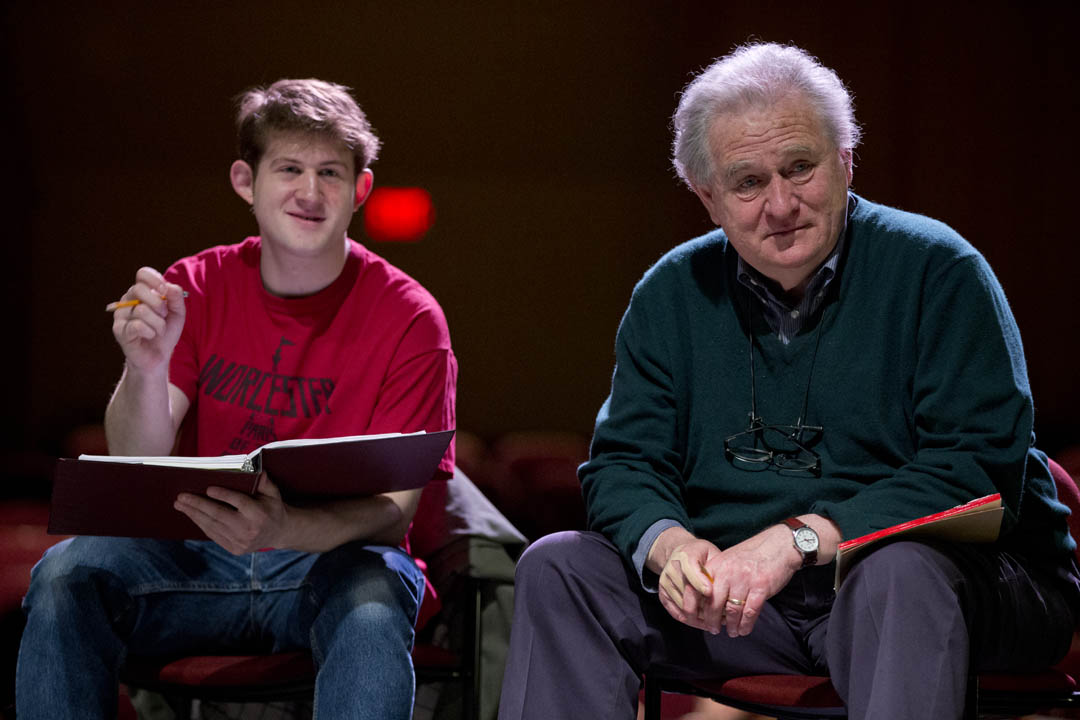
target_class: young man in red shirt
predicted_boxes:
[18,78,456,720]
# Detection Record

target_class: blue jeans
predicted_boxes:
[16,535,425,719]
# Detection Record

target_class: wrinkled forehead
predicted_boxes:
[708,96,833,172]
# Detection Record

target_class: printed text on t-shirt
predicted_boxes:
[197,353,335,418]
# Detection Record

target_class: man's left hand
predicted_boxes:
[701,524,802,638]
[174,472,290,555]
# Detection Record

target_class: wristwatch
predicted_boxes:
[782,517,819,568]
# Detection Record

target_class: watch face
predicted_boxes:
[794,527,819,551]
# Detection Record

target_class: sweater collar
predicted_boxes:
[735,193,856,343]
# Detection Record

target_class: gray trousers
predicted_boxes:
[497,531,1078,720]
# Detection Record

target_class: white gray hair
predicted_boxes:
[672,42,861,189]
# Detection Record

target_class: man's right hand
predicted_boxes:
[657,536,726,633]
[105,267,190,457]
[112,267,186,373]
[648,527,727,633]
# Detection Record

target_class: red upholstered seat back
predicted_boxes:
[1049,458,1080,568]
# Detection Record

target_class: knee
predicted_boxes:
[343,570,418,627]
[514,531,588,587]
[309,546,424,636]
[28,537,109,592]
[23,537,137,618]
[835,540,966,620]
[513,530,623,613]
[334,593,415,646]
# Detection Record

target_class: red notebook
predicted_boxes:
[48,429,454,541]
[833,493,1003,589]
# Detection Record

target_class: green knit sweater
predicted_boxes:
[580,195,1073,569]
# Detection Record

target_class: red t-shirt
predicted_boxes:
[165,237,456,481]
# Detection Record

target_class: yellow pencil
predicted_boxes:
[105,291,189,312]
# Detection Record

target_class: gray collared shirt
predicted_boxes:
[735,231,844,344]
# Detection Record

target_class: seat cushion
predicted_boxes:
[979,668,1076,693]
[124,652,315,688]
[694,674,843,708]
[124,642,462,691]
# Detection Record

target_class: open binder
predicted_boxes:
[49,429,454,540]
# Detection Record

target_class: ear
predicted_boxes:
[353,169,375,210]
[839,149,854,185]
[691,182,724,226]
[230,160,255,205]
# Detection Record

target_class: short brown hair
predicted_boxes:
[235,78,381,176]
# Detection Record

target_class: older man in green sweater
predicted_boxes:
[497,43,1080,720]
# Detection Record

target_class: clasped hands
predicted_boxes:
[657,529,797,637]
[174,472,291,555]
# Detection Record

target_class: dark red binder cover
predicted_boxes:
[49,462,257,540]
[48,429,454,541]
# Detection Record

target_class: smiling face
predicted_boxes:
[229,130,373,295]
[692,95,852,296]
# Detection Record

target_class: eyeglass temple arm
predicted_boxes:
[747,323,758,422]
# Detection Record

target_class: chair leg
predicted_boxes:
[643,676,661,720]
[963,672,977,720]
[462,577,482,720]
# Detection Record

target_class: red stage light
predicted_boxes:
[363,187,435,243]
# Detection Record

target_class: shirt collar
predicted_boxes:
[734,194,853,342]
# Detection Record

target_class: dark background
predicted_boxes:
[4,1,1078,493]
